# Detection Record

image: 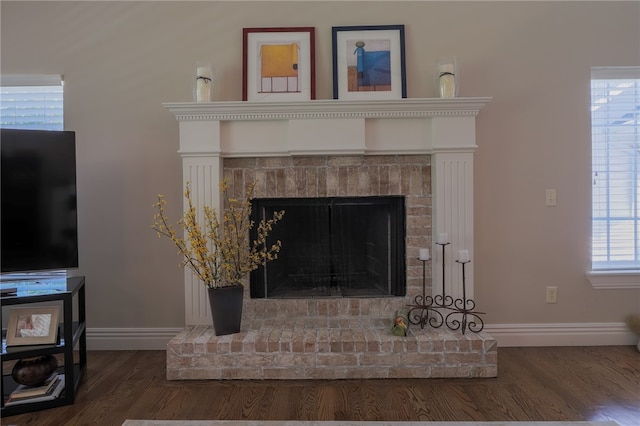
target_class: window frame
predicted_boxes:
[587,66,640,289]
[0,74,64,130]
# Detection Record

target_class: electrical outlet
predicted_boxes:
[546,286,558,303]
[545,189,557,207]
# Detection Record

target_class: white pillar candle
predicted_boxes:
[437,233,448,244]
[196,66,213,102]
[419,248,430,261]
[438,57,457,98]
[438,63,456,98]
[458,249,470,263]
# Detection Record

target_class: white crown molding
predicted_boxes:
[164,97,492,122]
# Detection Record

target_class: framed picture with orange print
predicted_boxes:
[242,27,316,102]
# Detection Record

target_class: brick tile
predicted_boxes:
[267,328,282,352]
[230,334,244,352]
[263,367,306,379]
[388,367,432,378]
[345,367,389,379]
[485,351,498,364]
[292,329,305,352]
[221,367,263,380]
[392,339,406,353]
[359,353,399,366]
[400,351,442,365]
[352,329,367,353]
[303,329,317,353]
[272,353,315,367]
[304,367,349,380]
[316,353,358,366]
[342,329,355,352]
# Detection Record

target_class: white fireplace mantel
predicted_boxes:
[164,97,491,325]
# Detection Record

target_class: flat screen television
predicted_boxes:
[1,129,79,274]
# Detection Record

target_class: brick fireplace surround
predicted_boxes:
[164,98,496,380]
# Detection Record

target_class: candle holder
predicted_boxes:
[407,241,485,334]
[406,256,439,329]
[448,259,484,334]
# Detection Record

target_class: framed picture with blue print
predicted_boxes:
[332,25,406,100]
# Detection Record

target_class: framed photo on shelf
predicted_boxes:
[332,24,406,100]
[243,27,316,101]
[6,306,60,346]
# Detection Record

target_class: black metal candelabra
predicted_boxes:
[407,241,485,334]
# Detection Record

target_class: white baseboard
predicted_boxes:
[87,327,184,350]
[485,322,637,347]
[86,323,638,350]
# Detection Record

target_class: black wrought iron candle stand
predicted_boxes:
[407,242,485,334]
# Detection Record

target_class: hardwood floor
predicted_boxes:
[3,346,639,426]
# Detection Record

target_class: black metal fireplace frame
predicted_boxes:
[250,196,406,299]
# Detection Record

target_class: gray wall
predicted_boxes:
[2,2,639,341]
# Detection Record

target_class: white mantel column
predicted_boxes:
[431,116,477,301]
[178,120,224,325]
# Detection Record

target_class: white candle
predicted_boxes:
[438,233,448,244]
[196,66,213,102]
[438,63,456,98]
[458,249,470,263]
[419,248,430,261]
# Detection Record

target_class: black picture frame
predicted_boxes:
[332,24,406,100]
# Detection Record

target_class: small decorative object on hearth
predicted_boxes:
[11,354,58,387]
[152,179,284,335]
[391,309,409,336]
[437,56,458,98]
[195,64,213,102]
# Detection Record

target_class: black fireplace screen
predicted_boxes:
[250,196,406,298]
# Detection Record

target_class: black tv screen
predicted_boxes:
[1,129,79,274]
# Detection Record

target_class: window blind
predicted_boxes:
[591,66,640,270]
[0,74,64,130]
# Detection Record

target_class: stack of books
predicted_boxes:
[5,373,65,407]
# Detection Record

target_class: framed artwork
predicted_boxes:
[332,25,406,100]
[243,27,316,101]
[6,306,60,346]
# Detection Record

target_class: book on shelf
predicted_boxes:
[9,372,58,400]
[5,374,65,406]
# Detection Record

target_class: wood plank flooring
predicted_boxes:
[3,346,639,426]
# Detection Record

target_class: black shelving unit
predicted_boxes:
[1,276,86,417]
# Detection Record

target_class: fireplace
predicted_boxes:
[164,98,490,325]
[250,196,406,298]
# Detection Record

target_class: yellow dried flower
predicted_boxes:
[152,180,284,288]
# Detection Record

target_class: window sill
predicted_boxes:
[586,270,640,289]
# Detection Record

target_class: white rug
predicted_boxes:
[122,421,619,426]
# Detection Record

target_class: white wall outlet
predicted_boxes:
[546,286,558,303]
[545,189,557,207]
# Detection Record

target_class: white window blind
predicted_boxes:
[0,74,64,130]
[591,66,640,271]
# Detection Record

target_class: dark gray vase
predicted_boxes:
[207,284,243,336]
[12,355,58,386]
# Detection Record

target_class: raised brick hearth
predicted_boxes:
[166,298,497,380]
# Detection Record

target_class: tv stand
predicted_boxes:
[0,276,86,417]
